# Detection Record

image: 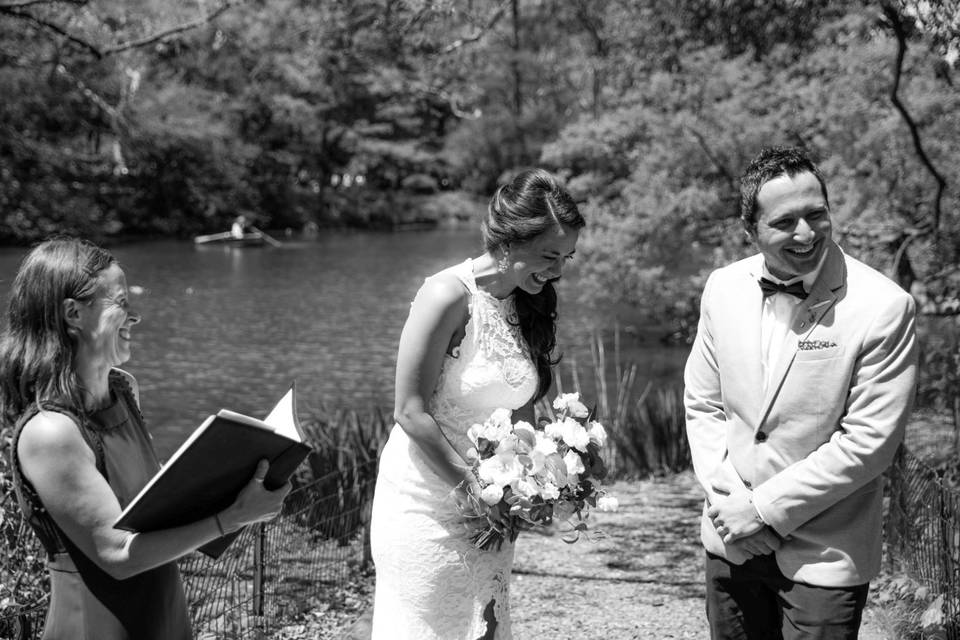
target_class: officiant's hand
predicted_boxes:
[219,460,291,533]
[708,481,765,543]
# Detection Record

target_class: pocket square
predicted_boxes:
[798,339,838,351]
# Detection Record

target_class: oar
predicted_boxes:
[250,226,283,247]
[194,231,234,244]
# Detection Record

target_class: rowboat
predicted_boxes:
[193,227,282,247]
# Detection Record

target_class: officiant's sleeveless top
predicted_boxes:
[369,258,539,639]
[10,369,190,640]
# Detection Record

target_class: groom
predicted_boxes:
[683,146,918,638]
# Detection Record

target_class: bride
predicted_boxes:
[369,168,585,638]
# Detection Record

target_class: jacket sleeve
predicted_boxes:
[683,272,748,505]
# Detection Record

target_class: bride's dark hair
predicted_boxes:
[481,168,585,401]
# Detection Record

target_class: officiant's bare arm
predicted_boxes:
[394,274,474,488]
[18,415,287,580]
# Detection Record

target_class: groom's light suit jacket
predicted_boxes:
[684,241,917,588]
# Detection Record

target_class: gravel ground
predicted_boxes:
[511,472,888,639]
[299,471,892,639]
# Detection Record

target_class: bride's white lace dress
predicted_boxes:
[369,258,539,639]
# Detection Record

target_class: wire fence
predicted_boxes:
[0,459,377,640]
[886,445,960,639]
[4,444,960,639]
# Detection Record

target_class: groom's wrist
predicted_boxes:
[747,494,768,526]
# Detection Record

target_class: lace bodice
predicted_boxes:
[428,259,539,454]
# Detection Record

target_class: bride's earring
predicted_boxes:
[497,248,510,274]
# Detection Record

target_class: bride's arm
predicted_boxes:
[393,274,473,489]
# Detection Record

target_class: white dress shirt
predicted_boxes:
[759,255,827,392]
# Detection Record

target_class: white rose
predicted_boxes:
[588,421,607,447]
[561,417,591,451]
[597,495,619,512]
[539,481,560,501]
[563,449,585,476]
[553,392,589,418]
[480,484,504,506]
[478,453,525,488]
[488,408,513,437]
[533,432,558,456]
[552,392,576,411]
[543,420,564,441]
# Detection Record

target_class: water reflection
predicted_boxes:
[0,229,689,458]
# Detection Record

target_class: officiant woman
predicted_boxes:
[0,236,290,640]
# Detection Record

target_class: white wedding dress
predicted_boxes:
[369,258,539,639]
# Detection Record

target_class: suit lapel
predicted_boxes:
[756,242,846,429]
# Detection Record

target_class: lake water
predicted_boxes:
[0,228,689,458]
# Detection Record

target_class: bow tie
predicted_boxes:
[758,277,808,300]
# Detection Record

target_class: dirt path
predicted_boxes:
[509,471,888,639]
[333,471,890,639]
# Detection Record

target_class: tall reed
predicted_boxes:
[294,405,391,546]
[553,328,690,479]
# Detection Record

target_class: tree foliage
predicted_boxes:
[1,1,958,306]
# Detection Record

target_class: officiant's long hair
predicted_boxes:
[482,168,585,401]
[0,237,116,425]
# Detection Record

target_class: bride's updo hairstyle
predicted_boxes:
[481,168,585,401]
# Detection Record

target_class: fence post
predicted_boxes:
[252,522,266,617]
[885,444,905,573]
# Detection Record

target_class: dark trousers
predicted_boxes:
[705,552,868,640]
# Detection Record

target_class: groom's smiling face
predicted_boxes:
[749,171,832,281]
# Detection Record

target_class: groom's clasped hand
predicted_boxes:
[707,480,782,557]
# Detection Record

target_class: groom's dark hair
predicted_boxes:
[739,146,829,231]
[482,168,585,401]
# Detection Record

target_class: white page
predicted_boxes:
[262,386,300,441]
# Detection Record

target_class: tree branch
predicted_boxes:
[684,123,738,196]
[882,3,947,239]
[0,7,104,57]
[0,0,85,8]
[1,0,242,59]
[54,63,129,134]
[440,0,510,54]
[101,0,241,55]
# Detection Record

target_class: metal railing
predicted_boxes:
[886,446,960,639]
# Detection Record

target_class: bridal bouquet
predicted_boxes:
[456,392,619,551]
